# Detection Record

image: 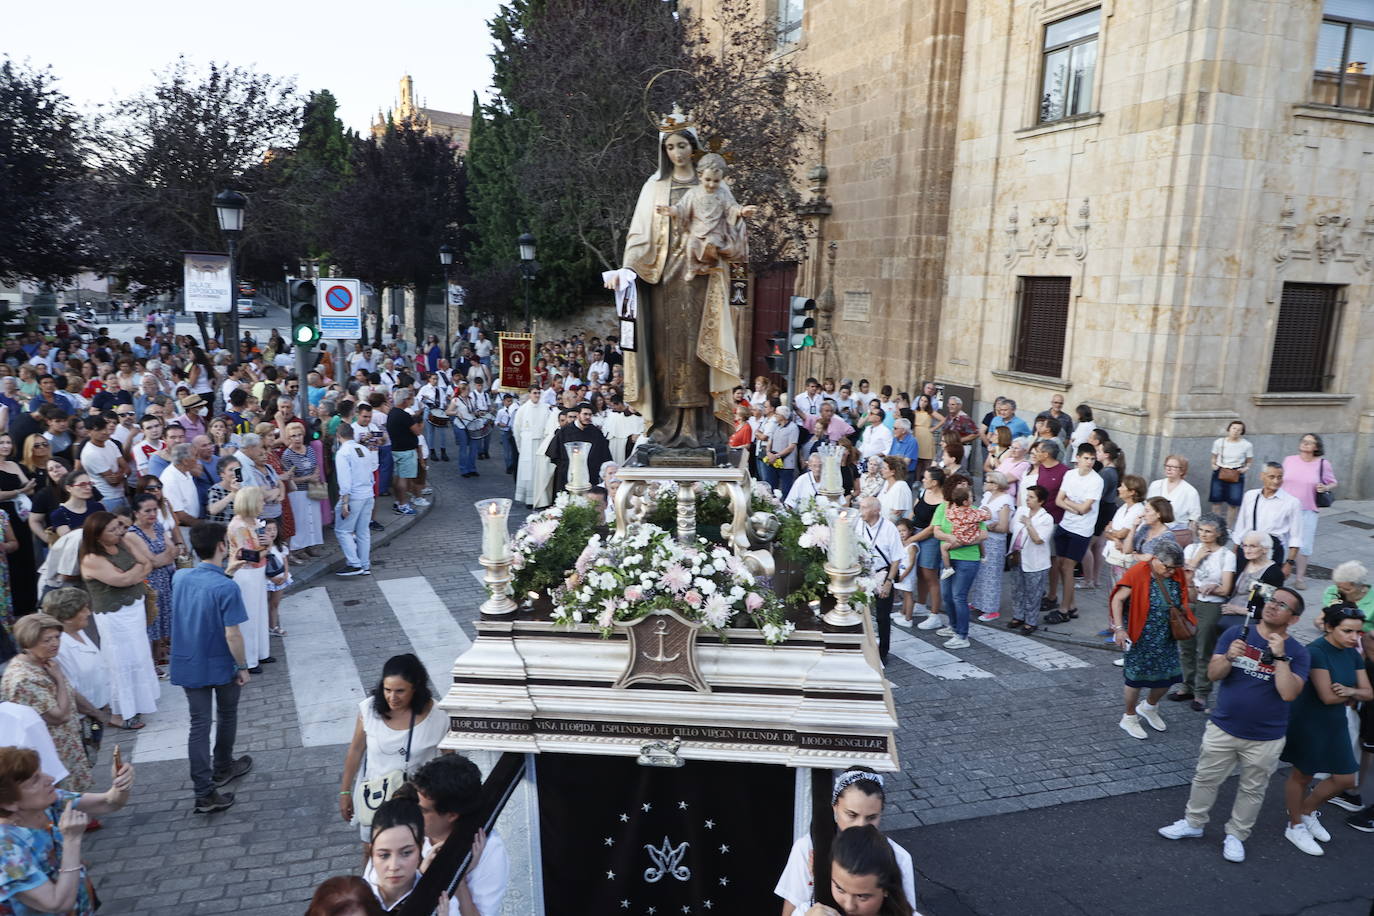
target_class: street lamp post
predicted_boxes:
[214,190,246,358]
[439,244,455,359]
[518,231,538,334]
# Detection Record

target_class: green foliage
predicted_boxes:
[0,58,86,284]
[644,486,734,543]
[510,500,601,596]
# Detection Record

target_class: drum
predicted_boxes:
[464,417,493,440]
[427,410,451,428]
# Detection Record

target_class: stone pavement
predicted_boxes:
[78,466,1373,913]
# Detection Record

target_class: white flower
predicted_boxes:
[571,610,583,623]
[762,621,795,644]
[697,579,717,596]
[729,585,745,600]
[525,518,559,546]
[798,524,831,550]
[801,511,818,527]
[702,595,732,628]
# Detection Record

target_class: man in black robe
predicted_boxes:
[546,403,612,495]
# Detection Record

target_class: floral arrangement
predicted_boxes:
[552,523,796,644]
[775,498,876,605]
[509,494,602,598]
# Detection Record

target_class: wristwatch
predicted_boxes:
[1270,654,1290,663]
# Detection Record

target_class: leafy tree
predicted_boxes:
[82,58,301,314]
[328,121,466,347]
[0,59,86,284]
[287,89,354,260]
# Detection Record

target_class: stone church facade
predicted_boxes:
[691,0,1374,495]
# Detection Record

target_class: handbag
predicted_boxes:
[1156,578,1197,641]
[1315,458,1334,508]
[307,480,329,501]
[356,712,415,828]
[143,583,159,626]
[1217,466,1241,483]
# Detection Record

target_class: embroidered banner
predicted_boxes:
[498,333,534,391]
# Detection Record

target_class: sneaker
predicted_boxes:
[943,636,971,649]
[1158,818,1204,840]
[412,497,432,508]
[1327,791,1364,813]
[420,487,434,496]
[193,790,235,814]
[1137,703,1167,732]
[1301,811,1331,843]
[917,614,947,631]
[1222,834,1245,863]
[914,603,929,616]
[213,755,252,787]
[335,566,369,577]
[1119,714,1148,740]
[394,504,417,516]
[935,626,956,638]
[892,615,912,629]
[939,567,954,580]
[1284,822,1324,856]
[1346,804,1374,832]
[1112,657,1125,667]
[369,521,385,532]
[977,611,1001,622]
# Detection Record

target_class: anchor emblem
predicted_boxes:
[641,619,680,663]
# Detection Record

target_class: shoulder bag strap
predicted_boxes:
[402,710,416,776]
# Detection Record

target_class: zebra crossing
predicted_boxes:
[131,574,1099,762]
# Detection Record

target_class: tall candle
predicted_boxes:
[820,446,842,493]
[830,509,855,569]
[566,441,590,489]
[476,498,511,561]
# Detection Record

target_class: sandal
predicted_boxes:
[1020,624,1039,635]
[269,626,287,637]
[1066,607,1079,619]
[1043,610,1070,625]
[1006,619,1025,629]
[111,715,145,730]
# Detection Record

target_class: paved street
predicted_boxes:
[79,454,1374,914]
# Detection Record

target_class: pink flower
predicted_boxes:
[624,586,644,602]
[683,589,703,608]
[526,518,558,546]
[744,592,763,611]
[661,563,691,594]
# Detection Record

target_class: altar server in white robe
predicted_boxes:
[603,402,644,465]
[514,387,555,506]
[530,408,568,509]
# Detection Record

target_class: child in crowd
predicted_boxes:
[263,519,291,638]
[939,489,991,579]
[894,518,919,627]
[1008,485,1055,635]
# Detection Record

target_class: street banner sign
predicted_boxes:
[447,284,465,307]
[319,278,362,339]
[499,333,534,391]
[182,252,232,313]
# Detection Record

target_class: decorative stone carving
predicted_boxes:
[1276,197,1374,272]
[1315,214,1352,264]
[614,609,710,693]
[1004,199,1090,265]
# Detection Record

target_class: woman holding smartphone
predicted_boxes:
[227,487,271,673]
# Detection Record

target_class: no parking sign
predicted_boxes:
[318,278,362,339]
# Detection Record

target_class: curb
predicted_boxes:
[282,493,437,593]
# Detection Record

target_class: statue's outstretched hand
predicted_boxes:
[740,205,758,219]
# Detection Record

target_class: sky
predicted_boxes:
[4,0,504,132]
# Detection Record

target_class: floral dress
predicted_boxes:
[0,659,91,793]
[0,788,93,916]
[129,522,173,643]
[1123,577,1185,689]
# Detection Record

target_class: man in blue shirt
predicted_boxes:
[1157,585,1311,863]
[170,522,252,814]
[888,418,922,486]
[986,397,1031,441]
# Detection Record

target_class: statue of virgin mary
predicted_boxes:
[608,113,743,449]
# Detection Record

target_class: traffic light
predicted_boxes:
[766,333,788,374]
[289,279,319,346]
[789,296,816,350]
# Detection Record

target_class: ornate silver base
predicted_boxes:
[479,554,518,615]
[822,562,864,628]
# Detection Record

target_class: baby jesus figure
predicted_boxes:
[656,153,758,278]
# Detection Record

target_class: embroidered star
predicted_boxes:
[703,903,713,910]
[648,909,657,915]
[681,907,691,914]
[719,876,729,886]
[606,869,616,880]
[678,800,688,809]
[704,819,715,829]
[719,843,730,854]
[642,802,652,813]
[620,903,630,910]
[604,836,615,846]
[619,813,629,822]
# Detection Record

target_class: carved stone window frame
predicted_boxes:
[1023,0,1112,129]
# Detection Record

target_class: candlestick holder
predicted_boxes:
[816,443,844,502]
[478,554,518,616]
[822,562,864,628]
[565,441,592,497]
[475,498,516,615]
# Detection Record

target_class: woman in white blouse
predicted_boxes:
[47,586,116,729]
[1208,421,1253,528]
[1146,454,1201,547]
[1174,513,1236,713]
[1101,474,1148,588]
[876,456,913,523]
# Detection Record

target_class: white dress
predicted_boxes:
[57,630,110,710]
[352,697,451,838]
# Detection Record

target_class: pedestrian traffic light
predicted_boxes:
[289,279,319,346]
[789,296,816,349]
[766,333,788,374]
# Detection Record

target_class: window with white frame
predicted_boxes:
[1313,0,1374,109]
[775,0,804,49]
[1038,8,1100,124]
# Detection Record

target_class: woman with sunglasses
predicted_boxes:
[1279,603,1373,854]
[1109,540,1195,740]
